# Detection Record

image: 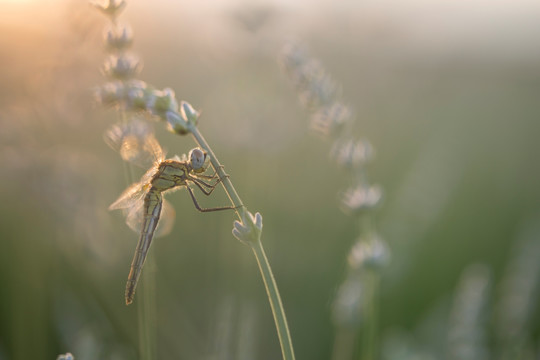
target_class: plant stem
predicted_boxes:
[252,239,296,360]
[188,124,296,360]
[332,328,357,360]
[138,253,157,360]
[188,125,245,219]
[361,273,380,360]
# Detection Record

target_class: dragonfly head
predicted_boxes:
[189,147,208,173]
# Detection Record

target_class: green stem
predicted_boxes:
[252,239,296,360]
[138,253,157,360]
[188,125,245,219]
[361,273,380,360]
[188,124,295,360]
[332,328,357,360]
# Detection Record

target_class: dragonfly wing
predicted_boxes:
[109,182,146,211]
[105,119,165,168]
[155,199,175,237]
[125,196,175,238]
[124,197,145,233]
[143,133,166,165]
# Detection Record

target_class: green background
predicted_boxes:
[0,0,539,359]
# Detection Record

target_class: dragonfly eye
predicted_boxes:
[189,148,207,171]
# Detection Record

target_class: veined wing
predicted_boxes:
[105,119,165,168]
[109,180,174,238]
[109,181,147,211]
[125,198,175,238]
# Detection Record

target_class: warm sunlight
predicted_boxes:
[0,0,39,4]
[1,0,540,359]
[0,0,65,28]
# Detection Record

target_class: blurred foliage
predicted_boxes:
[1,0,540,359]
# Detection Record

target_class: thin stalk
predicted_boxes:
[332,328,357,360]
[188,124,296,360]
[138,254,157,360]
[252,239,296,360]
[361,273,380,360]
[188,125,245,219]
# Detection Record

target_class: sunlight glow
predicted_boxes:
[0,0,35,3]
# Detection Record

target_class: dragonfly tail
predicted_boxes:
[125,276,137,305]
[124,191,163,305]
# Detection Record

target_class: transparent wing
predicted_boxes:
[109,182,147,211]
[125,198,176,238]
[104,118,165,168]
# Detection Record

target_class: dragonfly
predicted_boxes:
[106,120,236,305]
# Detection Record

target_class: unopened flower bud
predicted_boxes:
[126,83,148,110]
[340,183,382,215]
[180,101,200,125]
[331,138,374,169]
[166,111,189,135]
[150,88,179,119]
[310,102,351,138]
[232,211,263,246]
[104,24,133,51]
[280,42,308,74]
[94,81,125,106]
[102,54,141,80]
[348,235,390,272]
[92,0,126,19]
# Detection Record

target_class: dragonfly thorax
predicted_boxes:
[150,160,189,191]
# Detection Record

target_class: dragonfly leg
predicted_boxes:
[195,173,218,180]
[198,165,230,181]
[191,178,220,196]
[186,185,237,212]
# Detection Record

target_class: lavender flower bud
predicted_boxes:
[340,183,382,215]
[104,24,133,51]
[94,81,125,106]
[151,88,178,116]
[92,0,126,19]
[310,102,351,138]
[331,138,374,169]
[348,235,390,272]
[165,111,189,135]
[180,101,200,125]
[102,54,141,80]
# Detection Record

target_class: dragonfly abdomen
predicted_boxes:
[125,188,163,305]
